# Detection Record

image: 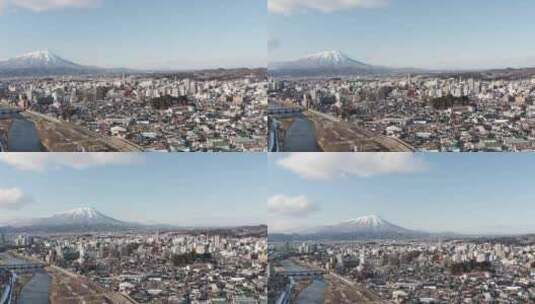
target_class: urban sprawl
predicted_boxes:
[270,75,535,151]
[270,238,535,303]
[0,72,267,152]
[1,230,267,304]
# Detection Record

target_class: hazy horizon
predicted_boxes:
[0,0,267,70]
[3,153,535,235]
[0,49,268,71]
[269,0,535,70]
[268,153,535,235]
[268,49,535,72]
[0,153,267,227]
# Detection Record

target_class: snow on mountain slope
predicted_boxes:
[0,50,112,76]
[300,215,416,236]
[295,50,371,68]
[8,207,132,228]
[271,50,373,70]
[1,50,83,69]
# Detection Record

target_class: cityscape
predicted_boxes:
[0,153,268,303]
[2,153,535,303]
[268,71,535,152]
[268,0,535,152]
[3,0,535,304]
[269,236,535,303]
[0,0,266,152]
[1,62,267,152]
[267,153,535,303]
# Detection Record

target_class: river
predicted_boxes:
[283,115,321,152]
[279,259,327,304]
[19,273,51,304]
[269,102,320,152]
[0,253,51,304]
[295,280,327,304]
[0,109,43,152]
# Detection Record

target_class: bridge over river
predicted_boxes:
[268,106,304,117]
[0,108,22,116]
[0,263,45,273]
[279,269,325,279]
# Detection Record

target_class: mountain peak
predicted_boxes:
[303,50,350,63]
[0,50,89,76]
[270,49,380,77]
[59,207,100,218]
[15,50,60,62]
[296,214,418,238]
[1,207,144,233]
[345,215,386,226]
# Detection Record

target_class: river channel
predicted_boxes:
[0,107,44,152]
[279,259,327,304]
[284,115,321,152]
[0,253,51,304]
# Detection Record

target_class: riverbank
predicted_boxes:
[5,252,136,304]
[0,118,12,151]
[0,252,50,304]
[276,259,326,304]
[0,102,45,152]
[323,274,383,304]
[47,265,137,304]
[24,110,142,152]
[14,274,35,303]
[276,115,323,152]
[304,110,414,152]
[275,117,294,151]
[290,258,383,304]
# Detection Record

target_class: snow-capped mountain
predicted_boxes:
[310,215,413,234]
[270,215,428,241]
[286,50,371,69]
[270,50,389,77]
[3,207,139,232]
[44,207,128,226]
[0,50,120,76]
[4,50,82,69]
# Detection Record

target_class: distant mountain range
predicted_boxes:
[0,207,267,235]
[270,215,441,241]
[0,50,132,77]
[269,50,535,79]
[1,207,145,233]
[0,50,267,78]
[269,50,421,77]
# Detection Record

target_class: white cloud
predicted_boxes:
[6,0,101,12]
[0,188,33,209]
[269,0,389,15]
[0,153,141,172]
[278,153,427,180]
[268,194,317,217]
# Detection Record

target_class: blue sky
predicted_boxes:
[269,0,535,69]
[0,0,267,69]
[3,152,534,235]
[0,153,267,227]
[268,153,535,235]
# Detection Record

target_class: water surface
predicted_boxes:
[19,272,51,304]
[279,259,327,304]
[0,107,43,152]
[0,253,51,304]
[284,115,321,152]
